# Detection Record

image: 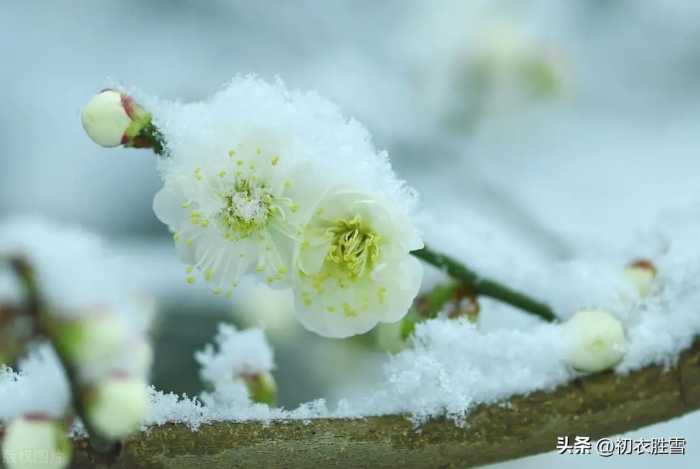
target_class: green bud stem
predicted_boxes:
[131,120,166,155]
[411,246,557,323]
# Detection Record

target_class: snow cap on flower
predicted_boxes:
[195,324,277,404]
[623,259,657,298]
[152,76,420,310]
[563,308,626,372]
[1,415,71,469]
[293,190,422,338]
[87,374,149,439]
[196,324,274,384]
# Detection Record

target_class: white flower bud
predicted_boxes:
[87,375,149,439]
[55,313,127,368]
[563,308,626,372]
[623,259,657,298]
[1,415,71,469]
[81,90,133,147]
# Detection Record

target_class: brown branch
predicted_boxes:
[64,340,700,469]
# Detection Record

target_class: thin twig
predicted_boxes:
[411,246,557,322]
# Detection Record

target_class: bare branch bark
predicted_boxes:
[65,340,700,469]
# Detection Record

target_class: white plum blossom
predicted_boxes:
[1,415,71,469]
[151,76,423,338]
[563,308,626,373]
[153,137,311,295]
[293,190,423,338]
[152,79,338,294]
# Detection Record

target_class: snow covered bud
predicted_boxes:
[1,415,71,469]
[87,374,149,440]
[81,89,152,148]
[623,259,657,298]
[52,313,126,368]
[563,308,626,373]
[241,372,277,406]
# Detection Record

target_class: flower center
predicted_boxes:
[218,178,273,239]
[326,215,381,279]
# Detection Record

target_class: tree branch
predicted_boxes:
[64,340,700,469]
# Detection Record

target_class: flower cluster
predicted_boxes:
[146,77,423,338]
[0,218,153,469]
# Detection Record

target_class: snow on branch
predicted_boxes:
[67,340,700,468]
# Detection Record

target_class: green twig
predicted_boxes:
[128,120,166,156]
[411,246,557,322]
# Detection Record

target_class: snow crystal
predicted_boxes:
[143,322,333,428]
[340,318,572,425]
[0,346,69,420]
[145,386,329,430]
[5,214,699,431]
[195,324,274,387]
[142,219,700,428]
[146,75,418,218]
[617,257,700,373]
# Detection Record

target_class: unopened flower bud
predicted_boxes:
[1,414,71,469]
[242,372,277,406]
[87,374,149,440]
[81,90,150,148]
[563,308,626,372]
[54,313,126,368]
[623,259,657,298]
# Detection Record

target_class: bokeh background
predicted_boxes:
[2,1,699,467]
